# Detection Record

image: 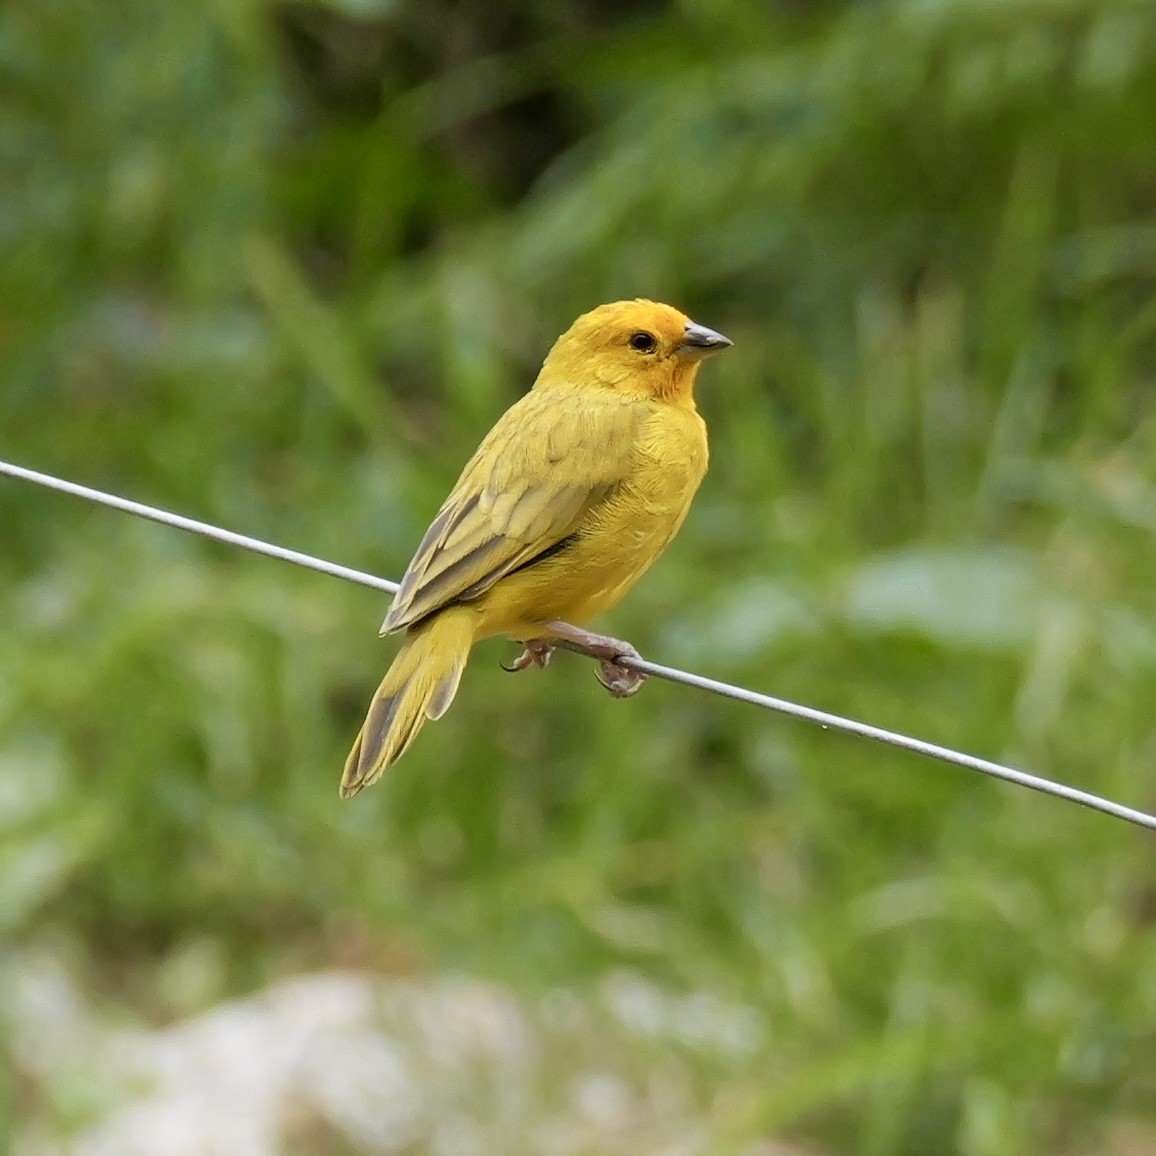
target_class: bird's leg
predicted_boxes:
[542,620,648,699]
[501,637,554,673]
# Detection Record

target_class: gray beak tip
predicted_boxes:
[678,321,732,356]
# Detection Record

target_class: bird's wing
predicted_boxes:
[381,389,640,633]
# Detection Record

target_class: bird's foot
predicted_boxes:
[595,656,647,699]
[542,620,648,699]
[501,638,554,673]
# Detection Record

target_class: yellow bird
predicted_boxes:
[341,299,731,797]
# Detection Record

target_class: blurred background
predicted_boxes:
[3,0,1156,1152]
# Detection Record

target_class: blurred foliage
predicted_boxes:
[3,0,1156,1151]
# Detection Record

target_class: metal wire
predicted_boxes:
[2,456,1154,830]
[0,460,399,596]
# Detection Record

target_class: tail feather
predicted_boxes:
[425,662,464,721]
[341,608,474,798]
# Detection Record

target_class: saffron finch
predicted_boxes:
[341,299,731,797]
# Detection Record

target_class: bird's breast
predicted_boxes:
[475,402,708,639]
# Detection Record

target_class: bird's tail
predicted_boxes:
[340,607,475,798]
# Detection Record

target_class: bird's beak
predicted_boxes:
[676,321,733,359]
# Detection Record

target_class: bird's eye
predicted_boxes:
[628,331,658,354]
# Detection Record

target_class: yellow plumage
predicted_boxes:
[341,299,731,797]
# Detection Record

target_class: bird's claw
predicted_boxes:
[504,633,646,696]
[595,658,647,698]
[536,620,648,699]
[501,639,554,673]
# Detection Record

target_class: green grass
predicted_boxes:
[3,0,1156,1151]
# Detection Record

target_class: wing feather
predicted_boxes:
[381,389,639,633]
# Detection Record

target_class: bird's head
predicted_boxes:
[537,299,731,402]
